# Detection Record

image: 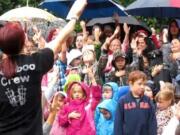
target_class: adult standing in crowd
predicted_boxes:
[0,0,87,135]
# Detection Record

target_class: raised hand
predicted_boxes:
[113,13,120,23]
[94,26,102,42]
[151,27,156,35]
[114,25,121,36]
[115,70,126,77]
[130,37,138,50]
[49,93,61,113]
[123,23,130,35]
[80,20,86,29]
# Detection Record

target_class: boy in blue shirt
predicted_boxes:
[114,70,157,135]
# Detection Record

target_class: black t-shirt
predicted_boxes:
[0,48,54,135]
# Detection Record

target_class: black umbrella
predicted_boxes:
[126,0,180,18]
[86,16,140,26]
[86,16,151,36]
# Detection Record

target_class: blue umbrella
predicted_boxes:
[126,0,180,18]
[40,0,128,20]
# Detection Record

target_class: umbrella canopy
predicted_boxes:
[40,0,128,20]
[0,6,66,38]
[86,16,140,26]
[126,0,180,18]
[0,6,58,22]
[86,16,151,36]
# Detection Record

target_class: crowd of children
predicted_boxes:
[35,8,180,135]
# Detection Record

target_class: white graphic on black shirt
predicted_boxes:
[5,85,27,107]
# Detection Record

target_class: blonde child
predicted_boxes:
[58,80,101,135]
[162,101,180,135]
[155,89,175,135]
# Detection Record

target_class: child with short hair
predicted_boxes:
[114,70,157,135]
[155,89,175,135]
[95,82,119,135]
[102,82,119,101]
[58,81,101,135]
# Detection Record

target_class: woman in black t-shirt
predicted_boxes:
[0,1,87,135]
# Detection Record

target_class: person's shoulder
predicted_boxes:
[36,48,53,55]
[142,95,152,102]
[142,95,156,108]
[31,48,54,59]
[118,92,130,102]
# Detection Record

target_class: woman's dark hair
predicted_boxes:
[142,36,156,57]
[168,19,180,42]
[0,22,25,78]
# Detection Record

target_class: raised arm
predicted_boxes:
[121,23,130,53]
[101,25,120,51]
[80,20,89,45]
[46,0,87,55]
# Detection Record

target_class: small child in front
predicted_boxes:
[58,81,101,135]
[114,70,157,135]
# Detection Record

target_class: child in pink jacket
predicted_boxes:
[58,81,102,135]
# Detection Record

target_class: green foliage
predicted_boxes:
[75,22,82,33]
[0,0,41,15]
[116,0,135,7]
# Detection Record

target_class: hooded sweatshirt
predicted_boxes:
[114,92,157,135]
[102,82,119,102]
[95,82,121,134]
[58,82,101,135]
[96,99,117,135]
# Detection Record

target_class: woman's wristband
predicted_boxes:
[70,16,79,21]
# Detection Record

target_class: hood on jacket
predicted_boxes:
[63,74,81,92]
[98,99,117,121]
[66,81,90,102]
[117,86,130,100]
[103,82,119,102]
